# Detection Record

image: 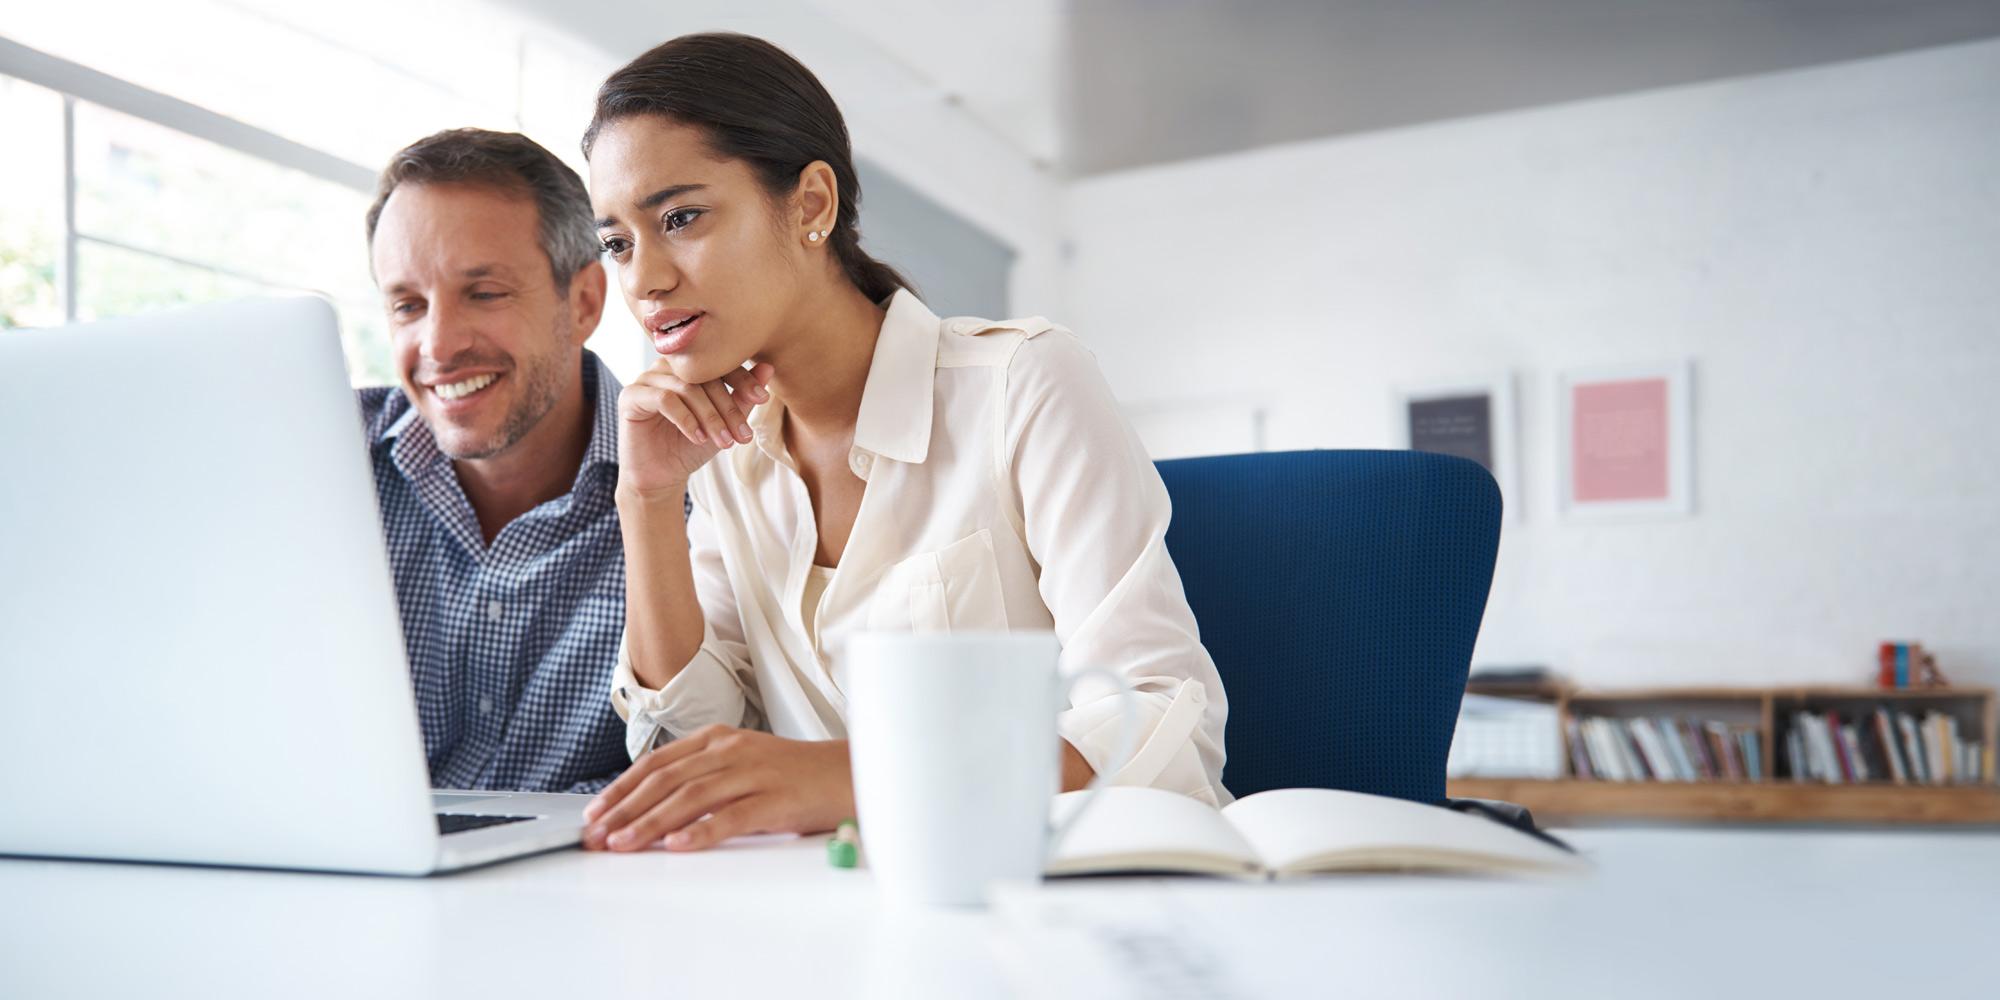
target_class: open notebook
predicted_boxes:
[1047,786,1585,878]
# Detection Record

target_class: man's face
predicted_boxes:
[370,182,575,460]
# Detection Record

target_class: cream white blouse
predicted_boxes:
[609,290,1230,805]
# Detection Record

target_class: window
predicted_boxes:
[5,1,516,172]
[69,101,389,383]
[1,6,652,387]
[0,76,63,330]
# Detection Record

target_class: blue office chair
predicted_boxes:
[1155,450,1501,805]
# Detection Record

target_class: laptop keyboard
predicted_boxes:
[436,813,536,835]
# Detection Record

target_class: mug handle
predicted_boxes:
[1044,665,1140,857]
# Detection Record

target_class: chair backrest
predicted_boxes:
[1155,450,1501,803]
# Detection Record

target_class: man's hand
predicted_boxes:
[582,725,854,852]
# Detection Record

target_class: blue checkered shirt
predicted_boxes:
[356,351,629,794]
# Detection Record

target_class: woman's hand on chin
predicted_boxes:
[616,359,774,497]
[580,725,854,852]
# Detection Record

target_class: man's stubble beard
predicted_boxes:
[446,312,572,462]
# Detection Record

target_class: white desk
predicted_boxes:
[3,826,1995,999]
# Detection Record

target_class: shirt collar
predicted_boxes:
[575,350,623,482]
[851,289,941,465]
[385,348,622,492]
[743,289,944,473]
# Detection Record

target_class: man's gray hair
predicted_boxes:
[365,128,599,292]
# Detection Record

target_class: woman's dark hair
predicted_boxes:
[582,33,913,304]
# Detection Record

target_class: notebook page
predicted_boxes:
[1046,787,1260,876]
[1222,788,1584,874]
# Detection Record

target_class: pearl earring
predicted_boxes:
[808,230,822,242]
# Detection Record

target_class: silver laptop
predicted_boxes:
[0,297,592,875]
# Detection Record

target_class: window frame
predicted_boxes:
[1,34,377,323]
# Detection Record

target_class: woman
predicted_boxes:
[579,33,1227,853]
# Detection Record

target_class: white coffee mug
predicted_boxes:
[845,630,1136,907]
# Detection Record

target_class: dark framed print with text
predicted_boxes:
[1394,375,1518,522]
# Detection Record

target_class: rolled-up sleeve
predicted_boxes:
[609,475,765,759]
[1003,330,1230,806]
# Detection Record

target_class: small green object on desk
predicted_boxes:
[828,818,860,869]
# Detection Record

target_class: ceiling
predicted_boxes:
[511,0,2000,177]
[1063,0,2000,174]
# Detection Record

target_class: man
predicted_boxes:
[360,128,628,793]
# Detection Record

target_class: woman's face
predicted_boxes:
[588,115,806,384]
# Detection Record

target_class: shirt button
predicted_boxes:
[486,600,504,623]
[850,453,872,475]
[478,696,493,715]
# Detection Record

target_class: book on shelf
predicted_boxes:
[1740,728,1762,783]
[1784,708,1985,785]
[1446,694,1564,779]
[1614,719,1651,780]
[1878,641,1950,689]
[1839,716,1860,781]
[1630,718,1677,781]
[1675,719,1708,779]
[1932,713,1956,783]
[1463,664,1562,697]
[1798,713,1836,784]
[1580,718,1623,781]
[1705,720,1743,781]
[1564,719,1594,780]
[1873,710,1907,785]
[1569,715,1764,783]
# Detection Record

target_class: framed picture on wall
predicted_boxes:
[1557,360,1694,520]
[1392,375,1518,521]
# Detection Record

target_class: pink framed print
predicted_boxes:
[1557,360,1693,519]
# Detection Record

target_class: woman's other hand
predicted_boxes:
[582,725,854,852]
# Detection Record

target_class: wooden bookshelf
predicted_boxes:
[1450,779,2000,824]
[1449,684,2000,825]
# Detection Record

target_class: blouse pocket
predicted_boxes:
[867,528,1010,634]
